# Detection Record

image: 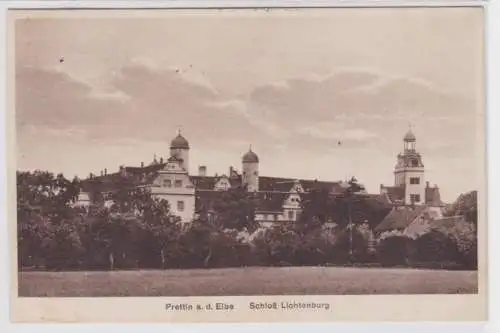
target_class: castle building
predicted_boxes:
[380,128,443,207]
[77,132,368,225]
[376,129,445,237]
[77,128,443,229]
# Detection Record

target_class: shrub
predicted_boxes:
[377,234,413,267]
[334,226,371,264]
[413,230,458,263]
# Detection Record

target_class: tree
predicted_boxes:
[297,186,335,233]
[141,198,182,269]
[434,219,477,269]
[377,232,413,266]
[210,185,260,232]
[413,230,458,263]
[445,190,478,225]
[17,171,82,269]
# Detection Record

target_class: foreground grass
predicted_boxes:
[18,267,478,297]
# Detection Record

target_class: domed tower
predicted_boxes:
[394,127,425,205]
[170,130,190,173]
[242,146,259,192]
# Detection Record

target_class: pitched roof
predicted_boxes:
[375,205,427,232]
[301,179,344,193]
[381,185,405,204]
[256,192,288,213]
[258,176,295,192]
[258,176,343,193]
[429,215,467,231]
[191,175,242,191]
[194,189,287,214]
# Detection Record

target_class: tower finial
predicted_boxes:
[178,127,182,136]
[249,144,252,151]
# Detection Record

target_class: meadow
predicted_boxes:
[18,266,478,297]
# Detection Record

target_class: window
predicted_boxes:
[288,210,295,220]
[410,177,420,185]
[410,194,421,203]
[177,201,185,212]
[411,159,419,167]
[175,180,182,188]
[163,179,172,187]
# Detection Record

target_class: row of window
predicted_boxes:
[260,210,299,221]
[410,194,421,203]
[163,179,183,188]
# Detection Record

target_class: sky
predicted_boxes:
[13,8,485,203]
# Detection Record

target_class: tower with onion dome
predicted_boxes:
[394,127,426,205]
[170,130,190,173]
[242,146,259,192]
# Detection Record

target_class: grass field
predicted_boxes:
[18,267,478,297]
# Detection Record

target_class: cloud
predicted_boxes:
[16,64,269,149]
[237,69,478,155]
[16,64,479,167]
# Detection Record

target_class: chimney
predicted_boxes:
[141,162,144,168]
[199,165,207,177]
[426,181,430,188]
[160,157,164,164]
[100,170,104,176]
[229,166,234,177]
[104,168,107,175]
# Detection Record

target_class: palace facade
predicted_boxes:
[76,128,444,229]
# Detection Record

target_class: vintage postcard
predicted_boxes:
[8,6,487,323]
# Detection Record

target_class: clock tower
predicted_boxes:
[394,128,426,205]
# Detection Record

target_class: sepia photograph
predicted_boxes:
[9,5,486,322]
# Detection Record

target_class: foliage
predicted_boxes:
[434,219,478,270]
[174,218,250,268]
[413,230,458,263]
[209,185,260,232]
[445,190,478,225]
[377,235,413,267]
[17,169,477,271]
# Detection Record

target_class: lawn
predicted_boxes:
[18,266,478,297]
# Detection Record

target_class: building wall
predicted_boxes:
[150,166,195,223]
[395,167,425,205]
[278,192,302,222]
[170,147,189,172]
[242,162,259,192]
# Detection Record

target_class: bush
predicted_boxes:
[413,230,458,263]
[334,227,371,264]
[377,235,413,267]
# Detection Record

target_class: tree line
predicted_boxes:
[17,171,478,271]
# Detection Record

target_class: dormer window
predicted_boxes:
[175,180,182,188]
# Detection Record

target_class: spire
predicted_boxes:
[404,124,416,142]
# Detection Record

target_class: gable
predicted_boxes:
[375,205,426,233]
[283,192,301,208]
[214,177,231,191]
